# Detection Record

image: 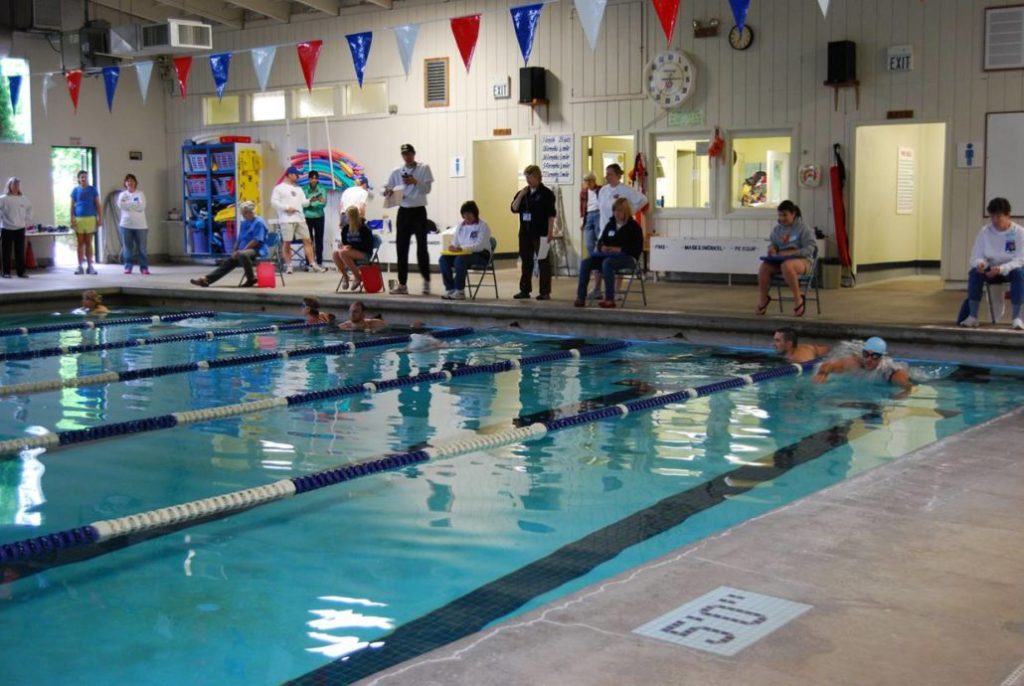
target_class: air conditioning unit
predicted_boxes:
[140,18,212,54]
[2,0,83,33]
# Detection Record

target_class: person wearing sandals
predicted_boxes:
[755,200,815,317]
[117,174,150,275]
[332,206,373,291]
[573,197,642,309]
[189,201,267,288]
[70,170,101,275]
[439,200,491,300]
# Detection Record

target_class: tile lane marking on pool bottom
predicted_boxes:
[284,410,877,686]
[633,586,813,656]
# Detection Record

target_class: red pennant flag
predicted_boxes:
[173,56,193,98]
[450,15,481,72]
[651,0,681,43]
[296,40,323,92]
[65,69,83,113]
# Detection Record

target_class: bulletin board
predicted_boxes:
[985,112,1024,216]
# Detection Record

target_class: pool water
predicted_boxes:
[0,310,1021,685]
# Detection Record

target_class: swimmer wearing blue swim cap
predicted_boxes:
[812,336,912,395]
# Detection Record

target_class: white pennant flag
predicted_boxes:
[251,46,277,92]
[40,73,52,116]
[393,24,419,78]
[135,61,153,104]
[817,0,830,18]
[575,0,607,50]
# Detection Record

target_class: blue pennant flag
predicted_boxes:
[102,66,120,112]
[346,31,373,88]
[729,0,751,32]
[7,75,22,111]
[510,3,544,65]
[209,52,232,99]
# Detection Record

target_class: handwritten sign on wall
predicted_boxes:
[540,134,573,185]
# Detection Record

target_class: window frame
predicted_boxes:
[340,80,389,119]
[724,127,798,219]
[250,89,287,123]
[649,129,716,220]
[202,94,241,127]
[292,86,337,119]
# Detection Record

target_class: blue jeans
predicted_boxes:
[122,228,149,269]
[582,210,600,256]
[966,266,1023,317]
[439,251,489,291]
[576,253,636,300]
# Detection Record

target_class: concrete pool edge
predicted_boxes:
[353,406,1024,686]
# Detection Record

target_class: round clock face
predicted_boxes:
[728,24,754,50]
[646,51,696,109]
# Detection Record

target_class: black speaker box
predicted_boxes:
[519,67,546,103]
[827,41,857,84]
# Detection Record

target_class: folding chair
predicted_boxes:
[238,230,286,286]
[773,246,821,315]
[983,281,1011,323]
[287,239,312,272]
[337,233,383,293]
[468,237,499,300]
[617,259,647,307]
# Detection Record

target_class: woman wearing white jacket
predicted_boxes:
[117,173,149,274]
[0,177,32,278]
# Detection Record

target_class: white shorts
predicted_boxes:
[281,221,310,242]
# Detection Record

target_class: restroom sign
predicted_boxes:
[887,45,913,72]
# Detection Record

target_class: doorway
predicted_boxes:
[51,146,99,267]
[852,123,946,279]
[472,138,534,255]
[582,134,636,182]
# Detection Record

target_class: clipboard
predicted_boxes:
[383,187,404,209]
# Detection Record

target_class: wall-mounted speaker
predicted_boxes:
[519,67,546,103]
[827,40,857,83]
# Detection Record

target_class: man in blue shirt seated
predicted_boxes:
[190,201,268,287]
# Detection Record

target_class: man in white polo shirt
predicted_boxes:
[272,166,324,274]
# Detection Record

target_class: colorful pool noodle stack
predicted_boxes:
[275,149,367,190]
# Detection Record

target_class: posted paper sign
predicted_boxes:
[957,142,980,169]
[896,147,915,215]
[540,134,573,185]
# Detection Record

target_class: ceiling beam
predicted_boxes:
[365,0,393,8]
[223,0,291,23]
[292,0,340,15]
[154,0,245,28]
[89,0,178,23]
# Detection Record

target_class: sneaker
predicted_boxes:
[124,266,133,274]
[16,273,28,279]
[141,268,150,275]
[86,266,97,275]
[959,316,979,328]
[452,290,466,300]
[286,266,293,275]
[391,284,409,295]
[1014,318,1024,331]
[441,290,455,300]
[74,266,84,275]
[513,292,531,299]
[317,265,329,273]
[421,282,431,295]
[190,277,209,288]
[536,294,551,301]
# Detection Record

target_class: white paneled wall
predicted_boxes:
[156,0,1024,280]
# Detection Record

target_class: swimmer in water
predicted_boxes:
[812,336,912,396]
[300,296,331,324]
[80,290,110,316]
[337,300,386,332]
[772,327,829,363]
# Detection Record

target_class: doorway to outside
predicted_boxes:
[472,138,534,256]
[51,146,98,267]
[852,123,946,281]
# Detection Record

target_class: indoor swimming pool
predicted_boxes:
[0,309,1021,685]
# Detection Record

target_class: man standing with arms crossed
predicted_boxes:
[384,144,434,294]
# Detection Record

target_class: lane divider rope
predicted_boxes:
[0,320,332,363]
[0,356,815,565]
[0,327,475,397]
[0,311,217,339]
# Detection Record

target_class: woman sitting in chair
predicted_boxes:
[574,197,642,309]
[439,200,492,301]
[755,199,815,317]
[332,206,374,291]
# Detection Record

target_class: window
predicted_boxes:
[0,58,32,144]
[731,134,792,209]
[342,81,387,116]
[251,90,286,122]
[655,136,712,209]
[203,95,240,126]
[424,57,449,108]
[293,86,335,118]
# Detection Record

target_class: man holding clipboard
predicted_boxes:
[510,165,557,300]
[383,143,434,295]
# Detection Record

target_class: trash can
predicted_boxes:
[821,258,842,290]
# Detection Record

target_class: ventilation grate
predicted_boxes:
[424,57,449,108]
[985,6,1024,70]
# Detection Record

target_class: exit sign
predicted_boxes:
[887,45,913,72]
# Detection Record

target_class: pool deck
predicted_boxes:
[3,264,1024,685]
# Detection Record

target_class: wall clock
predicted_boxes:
[646,51,697,109]
[728,24,754,50]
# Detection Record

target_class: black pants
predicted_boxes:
[1,228,26,277]
[396,206,430,285]
[307,216,325,266]
[518,232,551,296]
[206,248,257,285]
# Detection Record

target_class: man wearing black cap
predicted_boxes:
[384,144,434,294]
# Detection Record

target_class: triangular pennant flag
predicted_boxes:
[209,52,232,99]
[511,4,544,66]
[574,0,607,50]
[102,66,120,112]
[7,75,22,111]
[41,73,52,116]
[450,14,482,72]
[346,32,373,88]
[817,0,830,17]
[393,24,420,77]
[296,40,323,92]
[729,0,751,33]
[251,46,277,92]
[65,69,83,113]
[651,0,680,43]
[135,61,153,105]
[172,56,192,99]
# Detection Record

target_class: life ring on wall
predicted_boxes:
[798,164,823,188]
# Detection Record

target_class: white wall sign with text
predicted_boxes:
[896,146,915,215]
[540,134,573,185]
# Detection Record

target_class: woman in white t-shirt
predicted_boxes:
[117,173,149,275]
